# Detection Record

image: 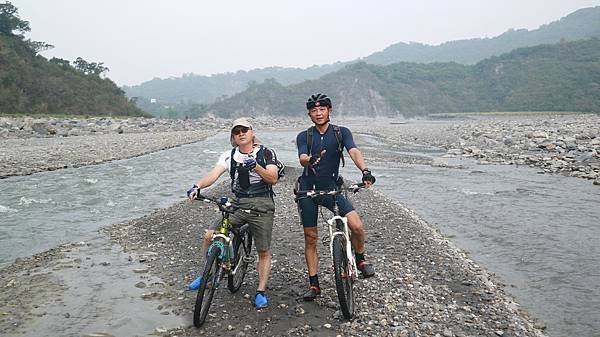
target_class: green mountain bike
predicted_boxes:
[192,194,263,327]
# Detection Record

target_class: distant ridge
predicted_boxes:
[204,39,600,117]
[125,6,600,118]
[363,6,600,65]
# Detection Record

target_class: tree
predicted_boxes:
[49,57,71,69]
[26,39,53,53]
[0,1,30,35]
[73,57,110,76]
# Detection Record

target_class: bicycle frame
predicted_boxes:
[208,224,252,276]
[326,215,359,281]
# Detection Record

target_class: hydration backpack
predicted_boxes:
[229,145,285,184]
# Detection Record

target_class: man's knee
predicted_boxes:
[203,229,214,242]
[304,228,318,246]
[346,211,365,231]
[257,249,271,258]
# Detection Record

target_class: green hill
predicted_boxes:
[0,3,146,116]
[125,6,600,117]
[204,39,600,117]
[364,6,600,65]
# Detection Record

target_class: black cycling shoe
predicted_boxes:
[357,260,375,278]
[302,286,321,301]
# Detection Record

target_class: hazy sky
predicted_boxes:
[10,0,600,86]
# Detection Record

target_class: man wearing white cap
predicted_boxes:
[186,118,279,309]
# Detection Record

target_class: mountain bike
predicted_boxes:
[294,182,365,319]
[192,194,263,327]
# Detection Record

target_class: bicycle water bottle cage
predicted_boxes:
[208,241,227,259]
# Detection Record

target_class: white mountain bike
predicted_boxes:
[294,182,365,319]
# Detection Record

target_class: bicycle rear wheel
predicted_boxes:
[193,246,223,327]
[332,235,354,319]
[227,229,253,292]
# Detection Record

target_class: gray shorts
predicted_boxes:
[209,197,275,251]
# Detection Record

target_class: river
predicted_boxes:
[1,128,598,337]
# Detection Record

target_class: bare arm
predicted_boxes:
[348,147,368,172]
[254,164,278,185]
[195,165,227,189]
[348,147,375,188]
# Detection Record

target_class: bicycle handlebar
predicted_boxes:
[196,193,268,214]
[294,183,365,199]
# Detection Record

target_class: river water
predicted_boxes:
[1,128,598,337]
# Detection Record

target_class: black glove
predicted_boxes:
[309,153,322,165]
[361,169,376,184]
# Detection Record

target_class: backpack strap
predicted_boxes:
[255,145,266,167]
[306,126,313,158]
[255,145,276,197]
[331,124,345,167]
[229,147,236,190]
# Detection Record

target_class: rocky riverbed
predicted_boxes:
[0,116,305,178]
[354,113,600,185]
[0,171,547,337]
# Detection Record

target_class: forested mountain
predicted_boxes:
[203,39,600,117]
[124,63,346,107]
[125,6,600,116]
[0,3,146,116]
[364,6,600,65]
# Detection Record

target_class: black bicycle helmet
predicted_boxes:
[306,93,332,110]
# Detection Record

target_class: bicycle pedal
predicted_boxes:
[243,255,255,263]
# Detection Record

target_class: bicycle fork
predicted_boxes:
[208,234,234,276]
[327,216,358,280]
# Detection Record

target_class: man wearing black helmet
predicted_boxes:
[295,93,376,301]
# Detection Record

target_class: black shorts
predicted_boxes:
[296,176,355,228]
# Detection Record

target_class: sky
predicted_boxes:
[10,0,600,86]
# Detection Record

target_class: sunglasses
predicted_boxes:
[232,126,250,135]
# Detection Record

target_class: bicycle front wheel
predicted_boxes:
[332,235,355,319]
[193,246,223,327]
[228,229,253,292]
